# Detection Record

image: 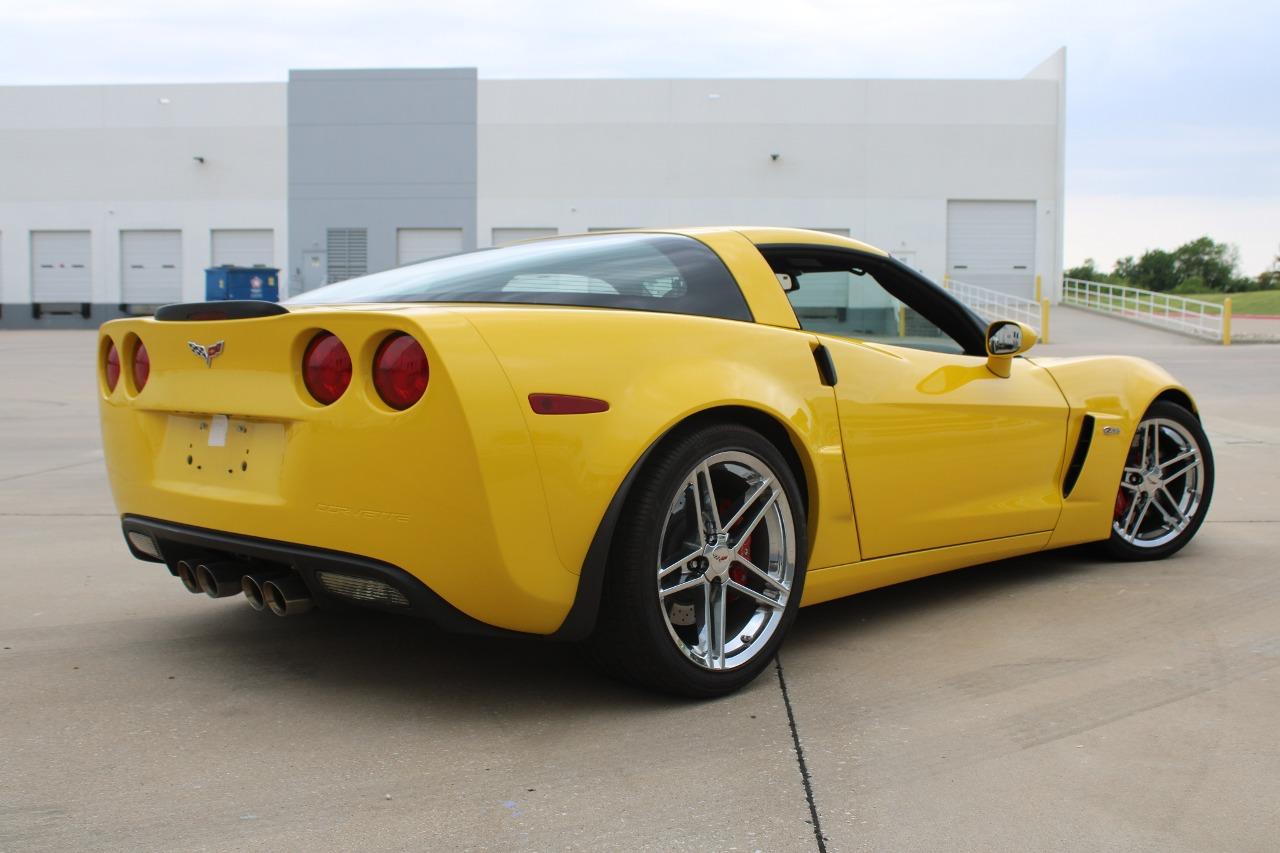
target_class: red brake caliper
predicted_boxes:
[1114,489,1130,521]
[721,499,752,591]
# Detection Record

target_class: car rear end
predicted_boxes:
[97,303,576,634]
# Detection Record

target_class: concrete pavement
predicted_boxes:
[1,314,1278,852]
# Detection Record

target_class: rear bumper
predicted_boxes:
[122,515,532,638]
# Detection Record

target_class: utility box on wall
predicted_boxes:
[204,266,280,302]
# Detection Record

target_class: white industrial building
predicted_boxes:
[0,50,1064,327]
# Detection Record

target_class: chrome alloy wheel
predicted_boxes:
[656,450,796,671]
[1114,416,1207,549]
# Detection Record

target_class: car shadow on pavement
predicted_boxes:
[141,546,1107,715]
[157,601,686,716]
[786,545,1106,651]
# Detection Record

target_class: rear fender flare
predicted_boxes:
[549,405,814,641]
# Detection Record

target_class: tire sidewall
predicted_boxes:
[615,423,808,696]
[1107,401,1214,561]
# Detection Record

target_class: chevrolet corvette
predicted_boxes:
[98,228,1213,696]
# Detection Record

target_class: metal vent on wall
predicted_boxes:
[326,228,368,284]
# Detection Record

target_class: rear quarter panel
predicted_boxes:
[457,306,861,576]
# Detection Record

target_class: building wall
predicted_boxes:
[287,68,477,293]
[477,60,1065,298]
[0,53,1065,326]
[0,83,286,326]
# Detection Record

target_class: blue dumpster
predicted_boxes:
[204,266,280,302]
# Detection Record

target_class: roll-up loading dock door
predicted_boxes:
[396,228,463,266]
[212,229,273,267]
[31,231,92,311]
[121,230,182,306]
[946,201,1037,298]
[492,227,557,247]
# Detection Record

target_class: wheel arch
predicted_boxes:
[1152,387,1199,418]
[550,403,818,641]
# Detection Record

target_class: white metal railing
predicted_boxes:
[1062,278,1232,344]
[943,277,1049,341]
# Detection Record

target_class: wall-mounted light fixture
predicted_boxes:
[770,153,781,161]
[193,156,205,164]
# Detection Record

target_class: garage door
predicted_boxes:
[946,201,1036,297]
[121,230,182,304]
[31,231,92,303]
[212,229,273,267]
[396,228,463,266]
[492,227,557,247]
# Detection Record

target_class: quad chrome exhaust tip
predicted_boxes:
[195,561,248,598]
[174,558,206,594]
[241,571,286,612]
[261,575,314,617]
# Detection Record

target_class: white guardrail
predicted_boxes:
[1062,277,1232,345]
[942,277,1050,342]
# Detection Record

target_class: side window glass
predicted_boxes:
[787,270,964,354]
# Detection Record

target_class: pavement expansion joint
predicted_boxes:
[776,655,828,852]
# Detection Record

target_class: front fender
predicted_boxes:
[1031,354,1198,547]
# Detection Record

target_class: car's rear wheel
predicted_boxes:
[1104,401,1213,561]
[590,423,807,698]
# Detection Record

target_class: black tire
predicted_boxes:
[1102,400,1213,561]
[589,422,808,698]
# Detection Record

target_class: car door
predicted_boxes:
[772,247,1068,559]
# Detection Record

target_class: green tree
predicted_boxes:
[1109,236,1250,292]
[1171,236,1246,292]
[1065,258,1106,281]
[1258,246,1280,291]
[1114,249,1178,291]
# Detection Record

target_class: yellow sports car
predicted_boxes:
[98,228,1214,696]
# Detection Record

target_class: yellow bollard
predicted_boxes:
[1040,299,1050,344]
[898,306,907,337]
[1035,274,1042,303]
[1223,297,1232,346]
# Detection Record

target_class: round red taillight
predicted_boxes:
[373,334,429,410]
[132,341,150,391]
[105,341,121,391]
[303,332,352,405]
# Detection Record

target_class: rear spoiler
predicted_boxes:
[154,301,290,322]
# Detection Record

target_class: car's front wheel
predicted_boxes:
[590,423,807,698]
[1105,400,1214,561]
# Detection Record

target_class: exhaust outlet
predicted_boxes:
[195,561,247,598]
[241,571,287,612]
[175,558,206,594]
[262,575,314,617]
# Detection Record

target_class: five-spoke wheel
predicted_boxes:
[1106,401,1213,560]
[657,450,796,671]
[590,423,806,697]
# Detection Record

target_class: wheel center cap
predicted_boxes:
[704,533,732,581]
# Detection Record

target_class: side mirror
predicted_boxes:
[985,320,1037,378]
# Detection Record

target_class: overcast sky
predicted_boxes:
[2,0,1276,273]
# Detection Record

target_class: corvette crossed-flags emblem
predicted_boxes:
[187,340,225,368]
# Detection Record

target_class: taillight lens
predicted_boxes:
[132,341,150,391]
[104,341,121,391]
[303,332,352,404]
[373,333,429,410]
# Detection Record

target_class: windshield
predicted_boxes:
[288,233,753,322]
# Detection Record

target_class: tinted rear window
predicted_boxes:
[288,233,752,322]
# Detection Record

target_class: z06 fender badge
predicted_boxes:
[1102,426,1121,435]
[188,340,225,368]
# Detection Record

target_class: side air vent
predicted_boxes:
[1062,414,1096,498]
